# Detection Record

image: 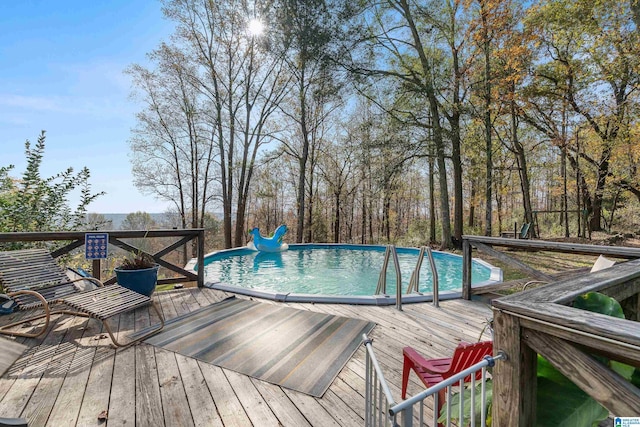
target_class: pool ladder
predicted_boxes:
[375,245,440,310]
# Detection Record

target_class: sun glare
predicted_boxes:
[248,19,265,36]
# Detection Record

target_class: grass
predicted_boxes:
[482,250,598,281]
[156,281,197,292]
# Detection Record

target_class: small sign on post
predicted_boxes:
[85,233,109,260]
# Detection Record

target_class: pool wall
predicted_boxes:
[189,243,502,305]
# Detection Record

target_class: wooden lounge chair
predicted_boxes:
[402,341,493,426]
[0,249,164,347]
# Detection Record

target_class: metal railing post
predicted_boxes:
[407,246,426,294]
[376,245,392,295]
[390,246,403,311]
[426,247,439,308]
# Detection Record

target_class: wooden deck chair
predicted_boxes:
[402,341,493,426]
[0,249,164,347]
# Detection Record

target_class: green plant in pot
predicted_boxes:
[114,251,159,297]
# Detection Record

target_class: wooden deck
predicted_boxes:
[0,288,493,426]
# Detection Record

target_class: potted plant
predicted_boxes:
[114,251,159,297]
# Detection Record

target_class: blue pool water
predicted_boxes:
[202,244,499,299]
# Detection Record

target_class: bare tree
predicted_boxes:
[128,44,217,252]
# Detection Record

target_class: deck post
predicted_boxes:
[621,290,640,321]
[92,259,101,280]
[492,309,536,427]
[462,238,472,300]
[197,229,205,288]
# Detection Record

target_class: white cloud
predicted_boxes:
[0,94,61,112]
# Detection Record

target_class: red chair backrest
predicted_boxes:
[444,341,493,379]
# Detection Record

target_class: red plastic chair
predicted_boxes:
[401,341,493,426]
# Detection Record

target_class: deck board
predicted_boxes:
[0,288,493,426]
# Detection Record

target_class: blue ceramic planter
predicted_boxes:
[114,265,159,296]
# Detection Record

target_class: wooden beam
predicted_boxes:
[0,229,204,243]
[601,277,640,304]
[92,259,101,280]
[51,240,85,258]
[462,239,472,300]
[154,235,194,258]
[520,319,640,366]
[494,259,640,305]
[496,303,640,367]
[492,310,537,427]
[473,242,553,282]
[621,293,640,322]
[471,279,529,295]
[463,235,640,259]
[524,329,640,415]
[197,229,205,288]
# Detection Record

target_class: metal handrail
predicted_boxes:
[363,332,506,427]
[407,246,440,307]
[375,245,392,294]
[390,352,506,415]
[407,246,425,293]
[375,245,404,310]
[362,333,395,426]
[426,247,439,308]
[391,246,402,311]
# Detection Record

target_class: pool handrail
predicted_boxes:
[391,246,402,311]
[426,247,440,308]
[407,246,425,293]
[375,245,404,310]
[408,246,440,308]
[375,245,392,295]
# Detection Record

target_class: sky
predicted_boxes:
[1,0,176,213]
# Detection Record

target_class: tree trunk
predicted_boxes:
[511,94,534,233]
[334,191,341,243]
[429,145,436,244]
[399,0,451,248]
[296,72,309,243]
[590,156,609,232]
[450,46,464,247]
[481,3,493,237]
[384,194,391,241]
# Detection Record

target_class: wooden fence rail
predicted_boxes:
[0,230,205,288]
[460,236,640,425]
[461,235,640,300]
[491,258,640,426]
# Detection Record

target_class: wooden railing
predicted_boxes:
[491,258,640,425]
[461,235,640,300]
[0,230,205,288]
[460,236,640,425]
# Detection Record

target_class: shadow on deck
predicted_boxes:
[0,288,492,427]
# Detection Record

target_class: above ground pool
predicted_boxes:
[200,244,502,305]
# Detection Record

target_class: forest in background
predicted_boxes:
[3,0,640,255]
[125,0,640,251]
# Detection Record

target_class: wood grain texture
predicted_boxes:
[494,258,640,306]
[0,338,26,377]
[473,242,552,282]
[492,310,536,427]
[463,235,640,258]
[0,287,494,426]
[524,329,640,415]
